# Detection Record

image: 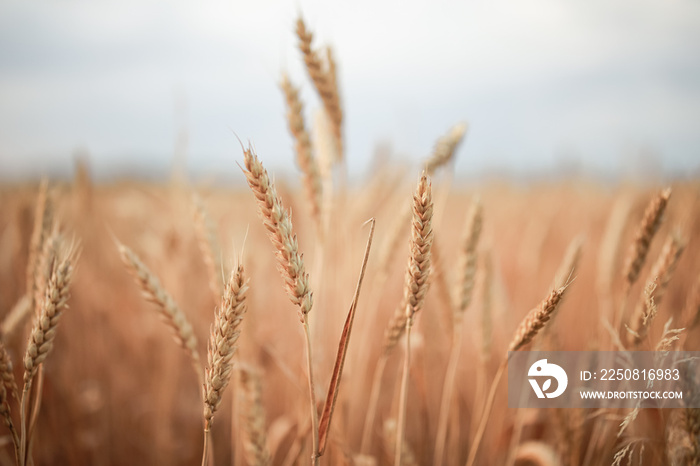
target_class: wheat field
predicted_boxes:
[0,17,699,466]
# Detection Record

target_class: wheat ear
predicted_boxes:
[201,265,248,466]
[627,232,685,346]
[26,179,53,314]
[395,173,433,466]
[0,341,19,461]
[117,243,202,382]
[296,17,343,161]
[454,198,482,320]
[280,74,323,231]
[241,146,313,323]
[621,188,671,291]
[240,146,319,465]
[23,237,75,385]
[0,342,19,403]
[424,122,468,176]
[203,264,248,426]
[239,366,271,466]
[467,283,570,466]
[21,235,76,466]
[509,285,569,352]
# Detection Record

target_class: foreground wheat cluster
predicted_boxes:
[0,16,698,466]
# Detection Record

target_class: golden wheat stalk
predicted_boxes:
[0,341,19,462]
[240,146,319,465]
[626,232,685,346]
[467,282,570,466]
[201,264,248,466]
[21,235,76,466]
[454,198,483,319]
[26,179,53,314]
[34,231,62,318]
[621,188,671,291]
[117,243,202,382]
[424,122,468,176]
[241,146,313,323]
[0,342,19,404]
[239,366,271,466]
[280,74,323,231]
[203,264,248,427]
[23,237,75,384]
[395,173,433,466]
[296,17,343,162]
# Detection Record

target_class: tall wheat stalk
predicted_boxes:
[626,232,685,347]
[394,173,433,466]
[296,17,343,163]
[20,233,76,466]
[281,74,323,235]
[118,243,203,385]
[201,264,248,466]
[241,146,319,466]
[466,283,570,466]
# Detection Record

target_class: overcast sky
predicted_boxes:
[0,0,699,181]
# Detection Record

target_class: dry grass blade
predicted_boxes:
[280,74,323,230]
[424,122,468,176]
[203,264,248,427]
[117,242,202,379]
[239,366,271,466]
[318,218,375,455]
[241,145,313,323]
[621,187,671,291]
[296,17,343,161]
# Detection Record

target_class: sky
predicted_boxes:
[0,0,699,181]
